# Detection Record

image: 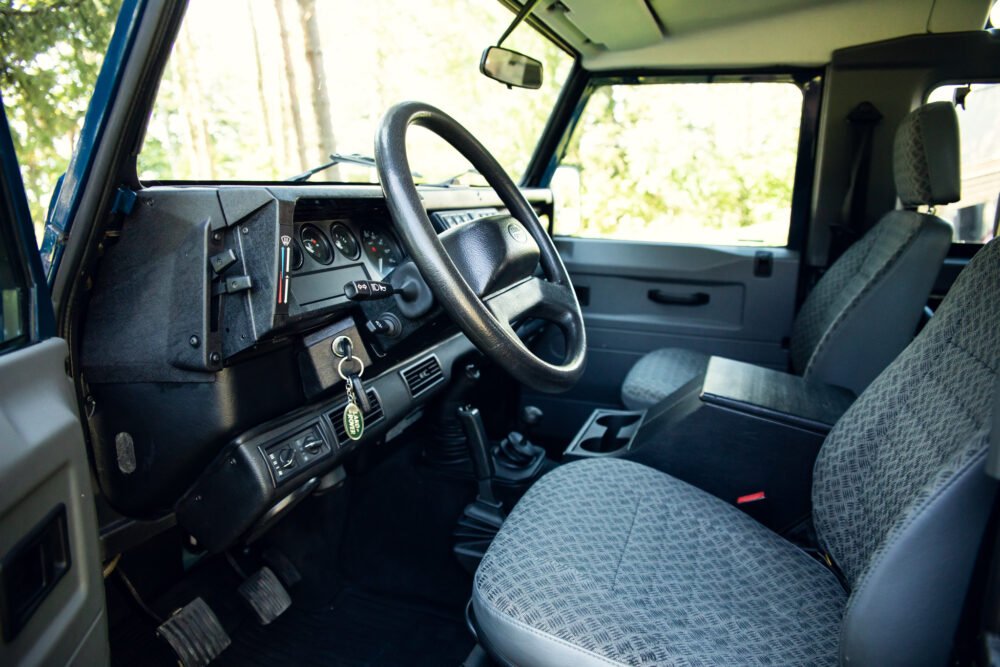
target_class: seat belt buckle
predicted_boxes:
[736,491,766,505]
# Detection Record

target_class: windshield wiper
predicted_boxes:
[287,152,422,183]
[428,167,485,187]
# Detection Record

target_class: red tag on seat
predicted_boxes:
[737,491,766,505]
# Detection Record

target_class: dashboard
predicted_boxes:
[80,182,552,551]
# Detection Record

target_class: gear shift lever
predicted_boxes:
[496,405,546,473]
[456,405,498,505]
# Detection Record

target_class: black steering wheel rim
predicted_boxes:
[375,101,586,393]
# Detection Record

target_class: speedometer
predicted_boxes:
[361,227,403,274]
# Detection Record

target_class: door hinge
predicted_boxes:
[110,187,138,216]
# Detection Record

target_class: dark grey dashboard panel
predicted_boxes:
[80,182,549,517]
[176,331,475,553]
[292,264,370,309]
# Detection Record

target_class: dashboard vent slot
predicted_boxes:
[331,389,383,443]
[401,356,444,397]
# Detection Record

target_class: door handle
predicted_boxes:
[647,289,710,306]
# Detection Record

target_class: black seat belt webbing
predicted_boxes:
[829,101,883,261]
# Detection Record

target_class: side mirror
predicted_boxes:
[480,46,543,90]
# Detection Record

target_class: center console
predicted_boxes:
[564,356,856,533]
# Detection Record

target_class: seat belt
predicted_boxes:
[829,102,883,262]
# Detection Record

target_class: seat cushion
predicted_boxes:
[620,348,709,410]
[473,459,847,667]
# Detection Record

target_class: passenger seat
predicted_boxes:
[621,101,958,409]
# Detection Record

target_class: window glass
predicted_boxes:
[927,83,1000,244]
[0,0,122,243]
[139,0,573,185]
[552,81,803,247]
[0,200,27,350]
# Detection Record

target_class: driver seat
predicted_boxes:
[472,238,1000,665]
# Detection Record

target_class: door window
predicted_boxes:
[926,83,1000,244]
[552,80,804,247]
[0,216,27,351]
[0,1,123,244]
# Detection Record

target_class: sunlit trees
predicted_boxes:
[0,0,122,235]
[298,0,338,178]
[2,0,803,250]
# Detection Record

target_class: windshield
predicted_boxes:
[139,0,573,186]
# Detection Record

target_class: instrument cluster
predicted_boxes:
[291,218,404,281]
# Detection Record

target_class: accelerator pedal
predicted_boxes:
[156,597,231,667]
[238,566,291,624]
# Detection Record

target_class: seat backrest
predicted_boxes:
[789,102,959,393]
[812,237,999,666]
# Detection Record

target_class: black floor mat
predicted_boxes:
[217,586,473,667]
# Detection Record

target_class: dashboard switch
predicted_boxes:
[366,313,402,338]
[302,437,324,455]
[263,424,329,484]
[276,447,296,469]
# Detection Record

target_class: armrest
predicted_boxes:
[700,357,856,435]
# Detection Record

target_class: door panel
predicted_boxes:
[0,68,107,664]
[527,237,799,436]
[0,338,107,666]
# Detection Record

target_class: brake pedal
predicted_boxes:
[156,597,231,667]
[262,547,302,587]
[238,566,291,624]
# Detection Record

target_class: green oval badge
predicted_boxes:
[343,402,365,441]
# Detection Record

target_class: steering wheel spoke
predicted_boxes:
[487,277,576,327]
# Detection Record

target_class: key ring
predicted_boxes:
[338,355,365,380]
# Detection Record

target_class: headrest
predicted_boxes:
[893,101,960,207]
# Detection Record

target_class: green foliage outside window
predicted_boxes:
[555,82,802,247]
[1,0,122,242]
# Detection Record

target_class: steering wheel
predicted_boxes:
[375,101,586,393]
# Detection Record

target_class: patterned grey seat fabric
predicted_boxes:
[620,348,709,409]
[621,102,957,410]
[475,236,999,666]
[474,459,847,666]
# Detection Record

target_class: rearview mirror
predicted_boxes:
[480,46,543,90]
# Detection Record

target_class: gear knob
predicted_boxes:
[521,405,543,427]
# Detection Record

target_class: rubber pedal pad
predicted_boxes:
[156,597,231,667]
[238,566,291,625]
[262,547,302,587]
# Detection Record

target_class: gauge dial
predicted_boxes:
[300,224,333,265]
[361,227,403,274]
[330,222,360,260]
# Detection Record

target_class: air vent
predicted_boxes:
[330,390,383,443]
[400,355,444,397]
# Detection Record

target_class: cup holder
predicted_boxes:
[566,410,645,458]
[579,435,630,453]
[596,414,641,430]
